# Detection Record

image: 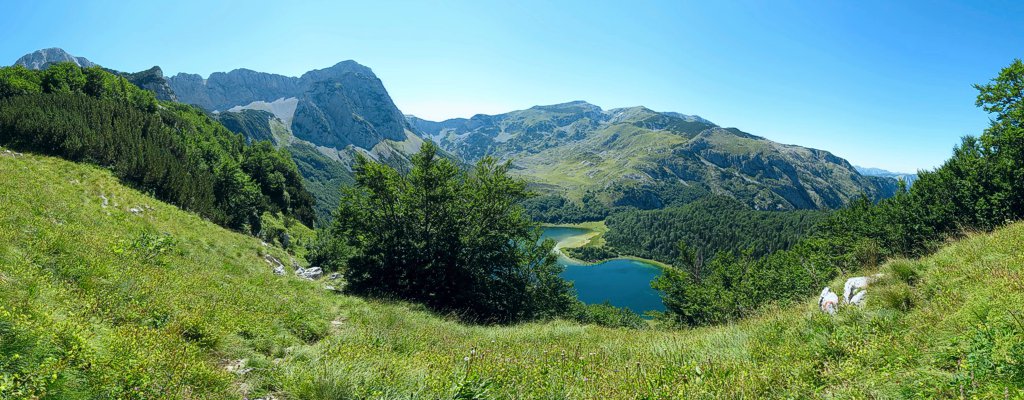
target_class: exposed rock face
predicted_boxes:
[292,75,407,149]
[117,66,177,102]
[296,266,323,280]
[15,48,95,69]
[410,102,898,210]
[168,61,409,151]
[168,69,301,112]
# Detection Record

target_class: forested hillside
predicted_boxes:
[602,196,824,263]
[0,63,316,233]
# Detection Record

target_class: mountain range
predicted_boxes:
[855,165,918,186]
[11,48,902,217]
[410,102,898,210]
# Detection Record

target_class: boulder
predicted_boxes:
[818,287,839,315]
[296,267,323,280]
[843,276,871,306]
[264,254,286,275]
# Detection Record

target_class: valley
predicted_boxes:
[1,33,1023,399]
[2,151,1021,398]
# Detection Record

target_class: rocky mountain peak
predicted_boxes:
[167,59,411,151]
[14,47,96,70]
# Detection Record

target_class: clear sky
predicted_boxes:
[2,1,1022,172]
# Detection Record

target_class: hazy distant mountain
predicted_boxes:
[411,102,899,210]
[855,166,918,186]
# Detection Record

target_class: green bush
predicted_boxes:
[887,258,921,286]
[570,302,647,329]
[877,282,917,312]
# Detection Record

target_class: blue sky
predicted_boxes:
[2,1,1022,172]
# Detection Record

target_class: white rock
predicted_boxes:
[298,267,323,280]
[843,276,871,306]
[819,287,839,315]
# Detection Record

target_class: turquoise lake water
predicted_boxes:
[540,227,666,315]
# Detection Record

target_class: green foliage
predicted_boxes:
[605,196,824,264]
[331,142,575,323]
[521,193,613,223]
[0,63,316,233]
[286,142,355,221]
[258,212,316,256]
[40,62,86,94]
[111,231,177,263]
[217,109,276,143]
[563,245,619,262]
[887,258,921,286]
[0,65,41,97]
[242,141,317,227]
[876,282,917,312]
[569,302,647,329]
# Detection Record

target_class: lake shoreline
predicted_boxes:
[540,222,672,270]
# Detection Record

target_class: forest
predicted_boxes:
[0,63,316,234]
[602,195,824,263]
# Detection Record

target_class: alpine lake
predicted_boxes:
[540,226,666,315]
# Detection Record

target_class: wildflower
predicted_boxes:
[463,356,470,362]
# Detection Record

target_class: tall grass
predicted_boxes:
[1,152,1021,398]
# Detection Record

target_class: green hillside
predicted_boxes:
[2,152,1021,398]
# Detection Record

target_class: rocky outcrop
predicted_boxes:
[296,266,323,280]
[117,66,177,102]
[15,48,95,70]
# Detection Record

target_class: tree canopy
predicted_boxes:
[327,143,575,323]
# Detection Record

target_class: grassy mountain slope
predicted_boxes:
[2,153,1021,398]
[412,102,899,210]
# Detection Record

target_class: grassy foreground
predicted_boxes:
[1,153,1022,399]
